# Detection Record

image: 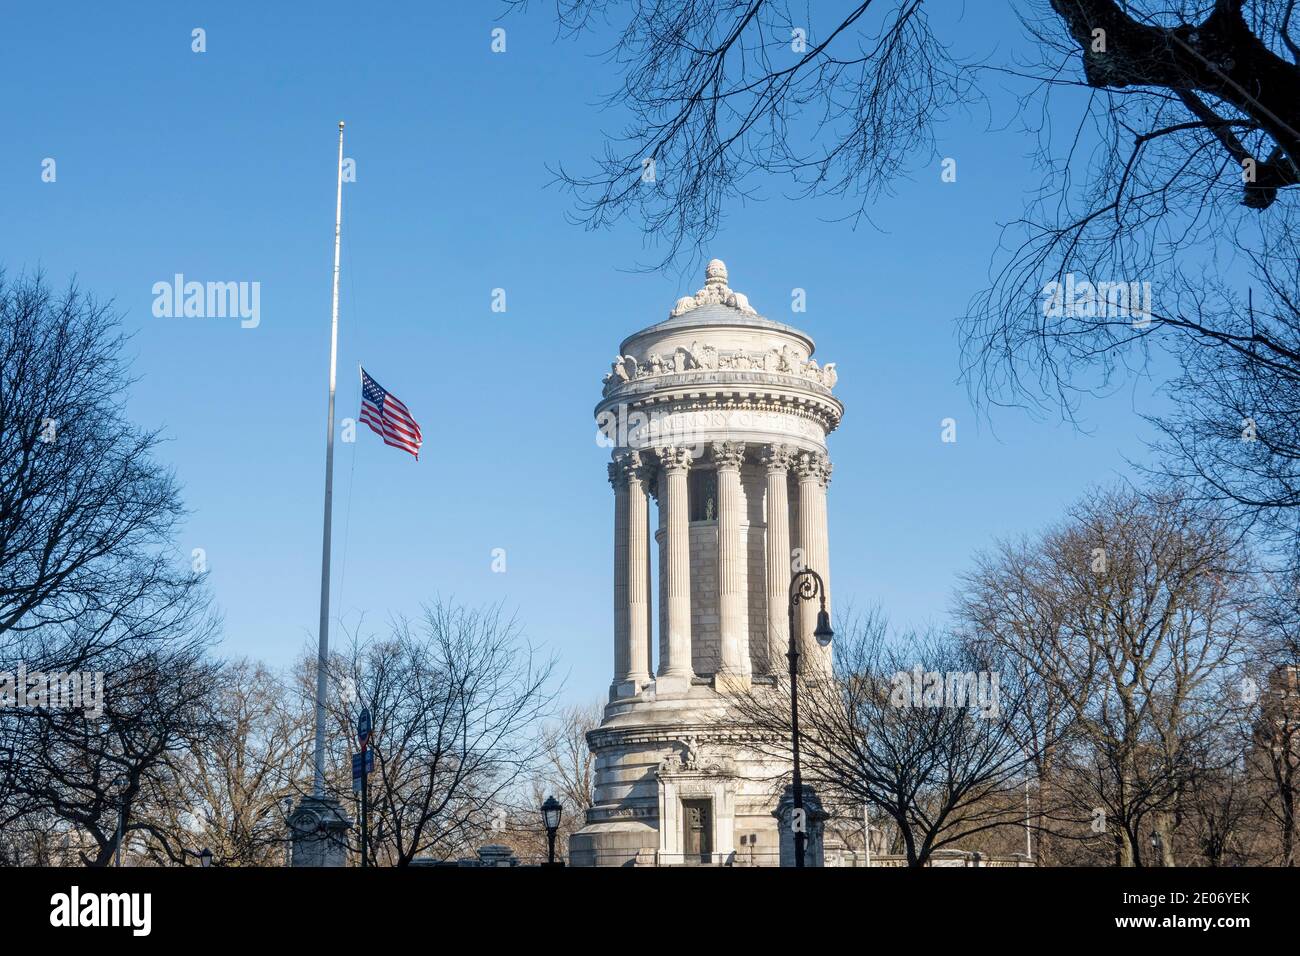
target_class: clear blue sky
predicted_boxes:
[0,3,1168,703]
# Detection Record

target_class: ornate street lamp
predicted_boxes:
[541,796,563,866]
[787,568,833,868]
[281,797,295,867]
[199,848,213,868]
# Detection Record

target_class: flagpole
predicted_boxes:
[312,120,346,798]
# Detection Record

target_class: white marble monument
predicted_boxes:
[570,260,843,867]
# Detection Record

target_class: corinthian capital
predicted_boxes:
[655,445,695,474]
[609,450,649,488]
[761,443,796,474]
[794,450,832,486]
[711,440,747,471]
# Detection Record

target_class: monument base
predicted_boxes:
[289,794,352,867]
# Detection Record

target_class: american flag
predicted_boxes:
[359,368,422,459]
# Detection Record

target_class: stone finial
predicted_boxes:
[670,258,760,318]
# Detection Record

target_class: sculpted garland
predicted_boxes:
[603,344,838,393]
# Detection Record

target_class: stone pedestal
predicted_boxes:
[773,784,828,867]
[476,844,520,867]
[289,794,352,867]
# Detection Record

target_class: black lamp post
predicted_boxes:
[112,775,126,868]
[541,796,563,866]
[787,568,833,868]
[281,797,294,866]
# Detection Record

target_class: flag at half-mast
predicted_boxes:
[359,367,422,459]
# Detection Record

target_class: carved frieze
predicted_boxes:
[602,348,837,395]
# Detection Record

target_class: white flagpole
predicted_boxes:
[312,120,346,797]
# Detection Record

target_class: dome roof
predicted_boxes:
[619,259,815,355]
[597,257,842,434]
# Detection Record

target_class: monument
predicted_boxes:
[570,260,843,866]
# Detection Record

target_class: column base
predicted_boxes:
[609,677,650,701]
[653,672,693,698]
[714,671,752,694]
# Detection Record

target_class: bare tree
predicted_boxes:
[731,610,1039,866]
[0,270,187,647]
[0,270,222,865]
[959,3,1300,549]
[1238,575,1300,862]
[1245,661,1300,862]
[504,701,600,862]
[320,602,558,866]
[957,486,1254,866]
[15,639,222,866]
[534,702,599,815]
[510,0,973,267]
[1182,723,1260,865]
[140,659,311,867]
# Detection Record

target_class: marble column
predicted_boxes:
[610,452,650,697]
[609,459,629,699]
[644,469,655,680]
[655,446,694,696]
[762,444,795,676]
[795,450,833,677]
[713,440,751,690]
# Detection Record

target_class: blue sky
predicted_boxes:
[0,3,1170,704]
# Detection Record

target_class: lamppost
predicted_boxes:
[182,847,214,867]
[541,796,563,866]
[787,568,833,868]
[112,776,126,868]
[281,797,294,866]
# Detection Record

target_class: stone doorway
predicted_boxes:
[682,799,712,864]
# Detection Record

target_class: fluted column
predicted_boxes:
[644,469,655,679]
[762,444,795,676]
[610,451,650,697]
[655,446,695,696]
[714,440,751,690]
[609,460,628,698]
[795,450,833,677]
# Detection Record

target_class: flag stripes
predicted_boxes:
[359,367,422,459]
